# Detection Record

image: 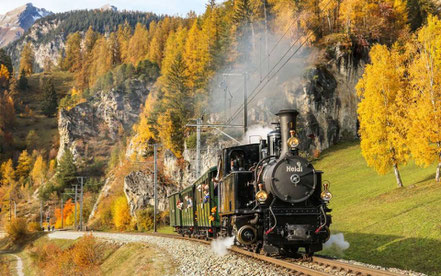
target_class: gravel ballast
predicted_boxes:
[48,231,295,276]
[47,231,426,276]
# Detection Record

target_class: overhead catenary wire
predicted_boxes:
[225,0,334,125]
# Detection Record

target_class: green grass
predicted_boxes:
[314,141,441,275]
[147,226,175,234]
[101,243,175,276]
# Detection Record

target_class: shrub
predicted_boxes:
[28,221,42,232]
[6,218,28,242]
[136,207,154,231]
[71,234,102,271]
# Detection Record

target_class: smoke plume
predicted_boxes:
[323,233,350,251]
[210,236,235,257]
[242,126,273,143]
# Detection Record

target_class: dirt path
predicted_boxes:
[10,254,24,276]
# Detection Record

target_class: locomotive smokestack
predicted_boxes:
[276,109,299,155]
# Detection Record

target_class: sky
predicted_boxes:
[0,0,209,16]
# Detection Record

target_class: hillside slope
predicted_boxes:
[315,142,441,275]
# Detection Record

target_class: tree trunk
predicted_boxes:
[436,162,441,182]
[393,164,404,188]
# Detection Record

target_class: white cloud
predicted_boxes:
[0,0,208,15]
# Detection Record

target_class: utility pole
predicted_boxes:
[263,0,269,72]
[74,184,78,230]
[222,72,248,135]
[243,72,248,134]
[60,198,64,229]
[40,201,43,228]
[13,200,16,218]
[78,177,84,231]
[196,118,201,178]
[153,144,158,233]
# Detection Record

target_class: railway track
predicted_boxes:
[149,232,402,276]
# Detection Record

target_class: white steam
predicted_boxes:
[242,126,273,143]
[210,236,235,257]
[324,233,350,251]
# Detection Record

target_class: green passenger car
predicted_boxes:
[168,166,221,237]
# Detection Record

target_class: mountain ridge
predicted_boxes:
[0,3,52,47]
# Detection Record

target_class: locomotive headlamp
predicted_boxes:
[320,182,333,201]
[256,190,268,203]
[287,130,299,149]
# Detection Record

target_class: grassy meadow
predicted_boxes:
[315,142,441,275]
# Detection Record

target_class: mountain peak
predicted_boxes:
[0,3,52,47]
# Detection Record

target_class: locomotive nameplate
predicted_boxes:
[286,162,303,172]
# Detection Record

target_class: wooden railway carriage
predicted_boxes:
[168,167,220,237]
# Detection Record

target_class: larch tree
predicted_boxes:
[62,32,82,72]
[407,15,441,182]
[0,159,15,187]
[18,43,34,77]
[16,150,33,182]
[117,22,133,64]
[31,154,46,186]
[127,23,149,65]
[0,64,10,89]
[356,44,410,187]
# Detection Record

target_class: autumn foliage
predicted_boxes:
[31,234,103,275]
[111,195,131,230]
[54,198,77,228]
[357,15,441,185]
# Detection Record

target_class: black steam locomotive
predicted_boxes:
[168,109,332,256]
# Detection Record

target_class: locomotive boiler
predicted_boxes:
[168,109,332,256]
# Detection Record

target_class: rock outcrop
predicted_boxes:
[57,79,150,162]
[124,171,170,216]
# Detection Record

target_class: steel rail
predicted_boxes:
[146,233,399,276]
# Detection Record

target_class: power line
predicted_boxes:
[225,0,334,125]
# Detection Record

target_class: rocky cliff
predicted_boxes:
[57,79,151,163]
[124,171,170,216]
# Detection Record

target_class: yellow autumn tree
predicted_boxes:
[0,159,15,187]
[111,195,131,230]
[30,154,46,186]
[356,43,410,187]
[407,15,441,182]
[0,64,10,88]
[127,23,149,65]
[132,92,159,152]
[19,43,34,77]
[339,0,408,44]
[16,150,33,182]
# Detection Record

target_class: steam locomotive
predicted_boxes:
[168,109,332,256]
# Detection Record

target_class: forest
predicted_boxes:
[0,0,440,231]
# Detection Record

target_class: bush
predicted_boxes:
[28,221,42,232]
[6,218,28,242]
[71,234,102,270]
[30,235,102,275]
[136,207,154,231]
